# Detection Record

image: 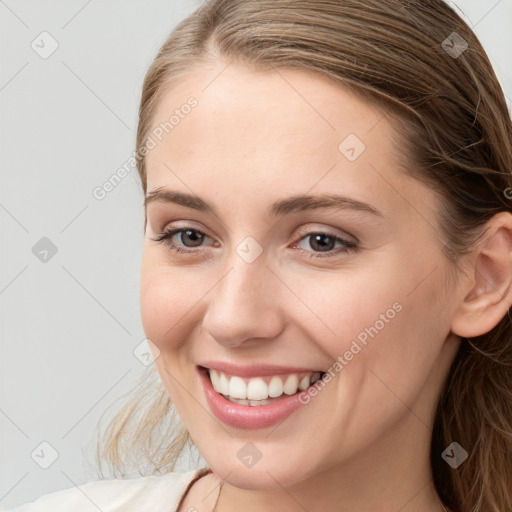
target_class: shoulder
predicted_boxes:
[4,468,208,512]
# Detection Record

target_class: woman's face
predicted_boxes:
[140,61,462,490]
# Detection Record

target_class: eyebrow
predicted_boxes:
[144,188,384,218]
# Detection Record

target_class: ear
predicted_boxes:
[451,212,512,338]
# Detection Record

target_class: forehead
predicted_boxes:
[144,62,435,222]
[147,62,390,162]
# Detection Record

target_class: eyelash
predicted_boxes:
[150,227,359,259]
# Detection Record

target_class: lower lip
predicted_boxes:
[199,367,307,429]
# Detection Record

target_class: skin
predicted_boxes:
[139,60,512,512]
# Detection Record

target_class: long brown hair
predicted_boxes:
[95,2,512,510]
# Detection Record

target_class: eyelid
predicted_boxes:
[292,224,359,244]
[159,220,212,238]
[152,226,214,246]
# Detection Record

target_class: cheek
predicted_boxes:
[139,254,206,406]
[282,267,405,359]
[335,263,452,406]
[288,254,451,378]
[139,253,203,353]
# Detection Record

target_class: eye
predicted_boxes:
[292,231,359,258]
[170,229,205,248]
[150,227,215,254]
[150,226,359,259]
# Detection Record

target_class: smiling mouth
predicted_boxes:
[201,366,325,406]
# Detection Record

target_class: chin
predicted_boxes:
[196,440,324,491]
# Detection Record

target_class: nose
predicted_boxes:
[201,254,285,349]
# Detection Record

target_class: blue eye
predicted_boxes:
[150,227,359,258]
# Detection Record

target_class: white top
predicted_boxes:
[3,467,208,512]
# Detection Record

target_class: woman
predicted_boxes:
[8,1,512,511]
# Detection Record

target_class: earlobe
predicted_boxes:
[451,212,512,338]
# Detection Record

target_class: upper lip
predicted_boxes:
[199,361,324,378]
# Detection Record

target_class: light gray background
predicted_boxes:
[1,0,511,508]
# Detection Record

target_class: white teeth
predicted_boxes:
[247,378,268,400]
[227,397,271,406]
[208,368,322,404]
[299,375,310,391]
[268,376,283,397]
[228,398,250,405]
[219,372,229,394]
[210,369,220,390]
[250,399,268,406]
[283,374,299,395]
[228,376,246,399]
